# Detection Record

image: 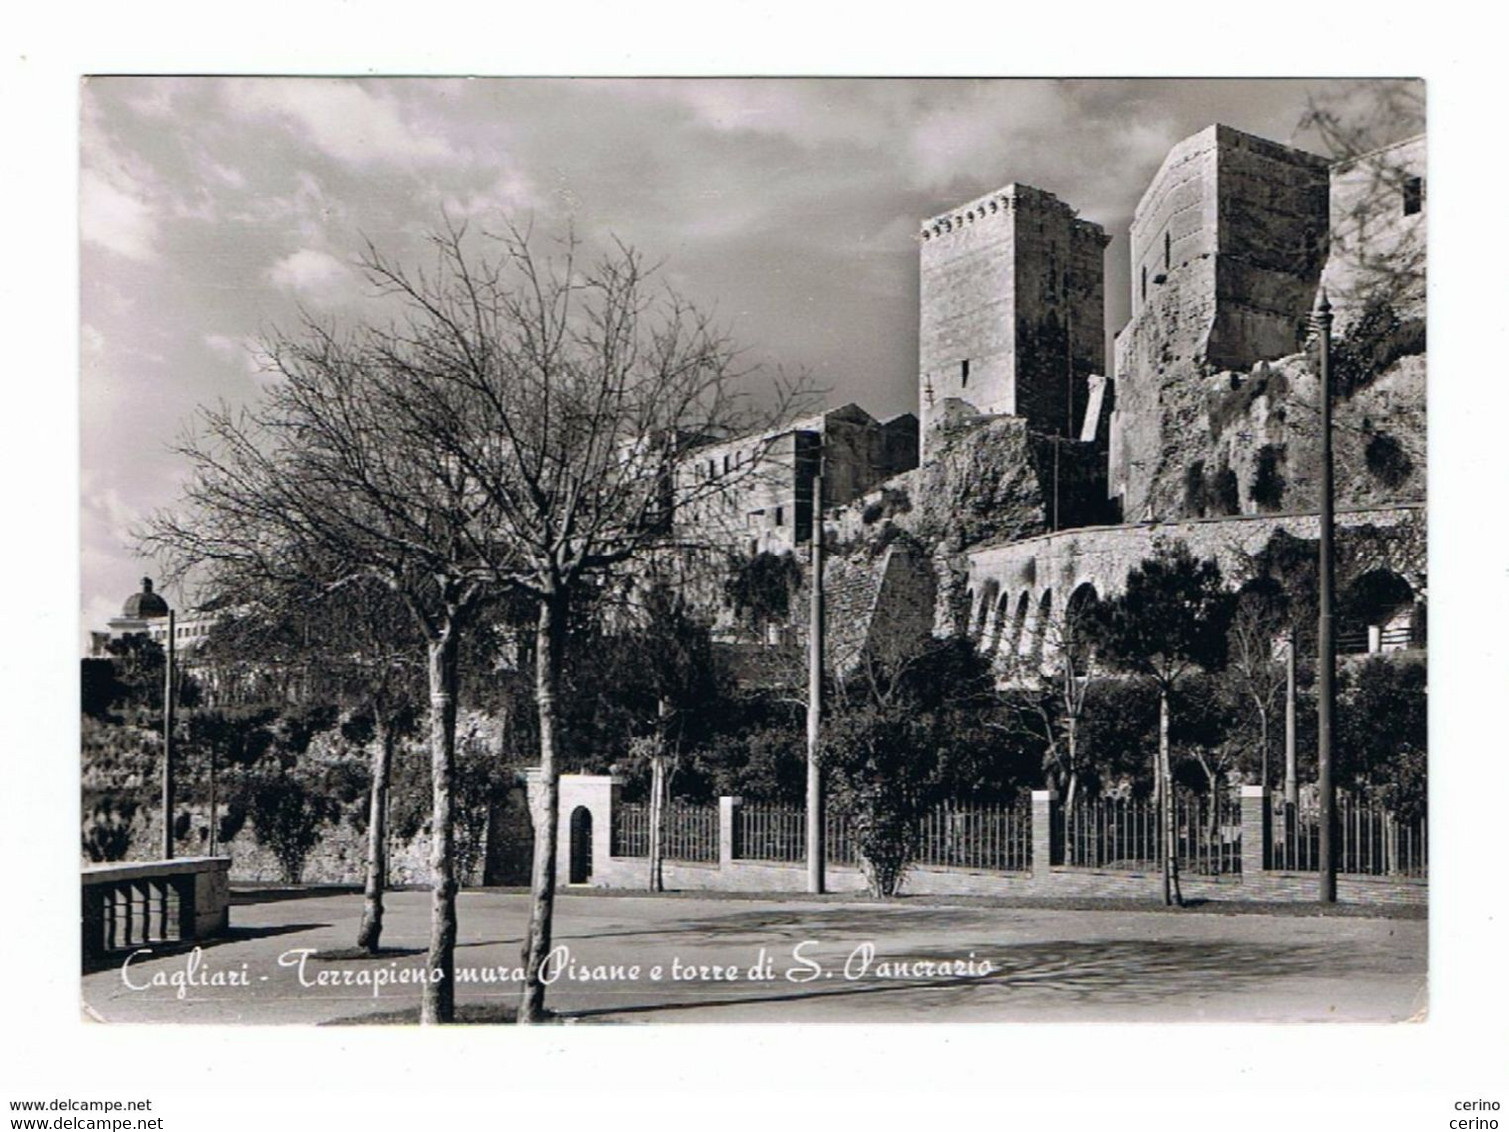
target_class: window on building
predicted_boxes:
[960,358,970,388]
[1140,264,1147,303]
[1164,230,1171,271]
[775,506,784,527]
[723,453,731,475]
[1403,176,1424,216]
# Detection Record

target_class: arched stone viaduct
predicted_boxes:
[961,502,1425,672]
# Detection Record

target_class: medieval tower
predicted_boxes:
[917,183,1110,458]
[1109,125,1333,519]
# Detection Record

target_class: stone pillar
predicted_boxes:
[1240,785,1270,878]
[553,774,622,886]
[718,797,742,868]
[1031,789,1058,882]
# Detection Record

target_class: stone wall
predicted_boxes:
[1321,135,1427,335]
[1209,127,1332,369]
[962,502,1425,673]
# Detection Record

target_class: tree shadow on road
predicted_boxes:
[560,936,1407,1022]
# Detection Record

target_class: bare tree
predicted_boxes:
[1222,582,1292,788]
[351,221,811,1023]
[143,320,497,1023]
[199,579,426,953]
[986,586,1100,816]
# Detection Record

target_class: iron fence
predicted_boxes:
[1058,792,1241,875]
[610,801,719,863]
[731,800,1026,872]
[735,803,805,863]
[1176,791,1243,875]
[914,798,1032,873]
[1059,796,1159,870]
[825,808,857,866]
[661,802,719,863]
[1270,793,1427,877]
[611,802,649,858]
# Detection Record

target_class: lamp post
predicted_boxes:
[806,467,826,895]
[162,608,176,860]
[1284,623,1298,811]
[1314,291,1337,903]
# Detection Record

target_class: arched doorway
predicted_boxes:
[1340,569,1419,654]
[568,806,593,885]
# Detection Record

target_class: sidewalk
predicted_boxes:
[81,887,1427,1024]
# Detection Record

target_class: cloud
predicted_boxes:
[220,79,455,167]
[79,165,157,261]
[431,168,540,223]
[81,322,106,361]
[267,247,353,298]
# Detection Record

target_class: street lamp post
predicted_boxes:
[1315,291,1337,903]
[806,469,826,895]
[162,608,176,861]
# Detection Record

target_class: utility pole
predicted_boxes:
[1315,291,1337,903]
[1284,623,1298,810]
[806,468,826,895]
[162,608,176,860]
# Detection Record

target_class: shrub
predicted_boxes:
[1332,299,1426,394]
[248,775,336,883]
[1364,431,1414,490]
[1250,443,1287,511]
[82,798,139,863]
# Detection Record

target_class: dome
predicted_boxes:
[122,577,169,619]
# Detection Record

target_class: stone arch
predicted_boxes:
[1063,582,1102,671]
[1340,569,1421,654]
[975,578,1001,648]
[988,588,1014,655]
[1030,588,1054,669]
[1004,591,1030,660]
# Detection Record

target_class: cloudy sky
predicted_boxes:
[80,77,1420,642]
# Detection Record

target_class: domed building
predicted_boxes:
[89,577,215,657]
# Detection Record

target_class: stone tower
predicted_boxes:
[918,183,1109,458]
[1110,125,1331,518]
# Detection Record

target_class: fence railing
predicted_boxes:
[611,790,1422,881]
[731,800,1027,873]
[611,802,719,863]
[1059,797,1159,870]
[735,803,805,863]
[1177,792,1243,875]
[1058,793,1241,875]
[611,802,649,858]
[1270,793,1427,877]
[914,799,1031,873]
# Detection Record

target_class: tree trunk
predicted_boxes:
[421,630,460,1025]
[1064,710,1080,816]
[1253,694,1270,791]
[357,719,395,953]
[1204,761,1220,841]
[648,753,666,893]
[519,592,567,1024]
[1159,686,1181,907]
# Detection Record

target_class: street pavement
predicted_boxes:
[81,887,1427,1024]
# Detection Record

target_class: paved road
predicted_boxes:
[82,888,1427,1024]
